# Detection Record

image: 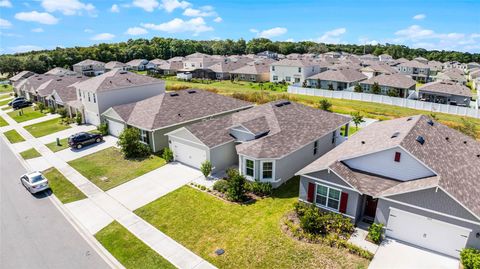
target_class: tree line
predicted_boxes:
[1,37,479,77]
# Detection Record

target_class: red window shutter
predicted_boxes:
[307,183,315,202]
[394,152,401,162]
[339,192,348,213]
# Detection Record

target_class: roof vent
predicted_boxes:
[445,137,449,141]
[170,92,179,97]
[416,136,425,145]
[275,101,291,107]
[119,70,128,74]
[187,90,196,94]
[407,117,413,121]
[361,141,365,144]
[464,141,467,144]
[391,132,400,138]
[427,119,434,126]
[56,78,62,81]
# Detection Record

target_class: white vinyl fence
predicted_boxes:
[288,86,480,119]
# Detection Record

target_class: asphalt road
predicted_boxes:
[0,139,111,269]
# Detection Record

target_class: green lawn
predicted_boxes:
[3,129,25,143]
[95,221,175,269]
[43,167,86,204]
[0,97,13,106]
[0,116,8,127]
[69,147,166,191]
[0,84,13,93]
[135,178,370,269]
[24,118,71,137]
[45,137,69,152]
[1,106,11,111]
[19,148,41,160]
[7,106,47,123]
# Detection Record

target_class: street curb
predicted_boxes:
[0,132,124,269]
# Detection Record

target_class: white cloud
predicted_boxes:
[132,0,159,12]
[0,0,12,8]
[285,38,295,42]
[41,0,96,16]
[249,28,258,33]
[84,28,93,33]
[110,4,120,13]
[142,17,212,36]
[10,45,44,53]
[316,27,346,44]
[257,27,287,38]
[125,27,148,35]
[160,0,190,12]
[413,14,426,20]
[213,17,222,23]
[358,37,379,45]
[15,11,59,25]
[183,6,216,17]
[31,27,44,32]
[0,18,12,28]
[91,33,115,41]
[395,25,435,40]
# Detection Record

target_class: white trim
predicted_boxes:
[168,134,208,149]
[260,160,275,181]
[315,183,342,211]
[388,207,472,232]
[398,145,438,176]
[299,198,355,219]
[381,183,439,198]
[301,174,360,193]
[381,197,480,226]
[244,158,255,180]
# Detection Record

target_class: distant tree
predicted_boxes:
[319,99,332,112]
[371,82,381,94]
[354,84,363,93]
[351,112,365,130]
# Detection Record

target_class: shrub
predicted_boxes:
[75,113,82,125]
[300,206,324,234]
[350,111,365,130]
[460,248,480,269]
[328,84,334,91]
[117,128,151,158]
[97,122,108,136]
[57,108,67,118]
[354,84,363,93]
[371,82,381,94]
[212,179,229,193]
[297,203,354,237]
[318,99,332,112]
[294,201,310,217]
[245,181,272,196]
[36,102,45,113]
[367,223,384,244]
[226,172,246,202]
[200,160,212,178]
[48,106,56,114]
[161,148,173,162]
[225,167,239,180]
[387,89,399,97]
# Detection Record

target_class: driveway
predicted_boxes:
[106,162,203,211]
[38,124,97,144]
[55,135,118,162]
[369,239,459,269]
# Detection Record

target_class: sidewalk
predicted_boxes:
[0,108,216,269]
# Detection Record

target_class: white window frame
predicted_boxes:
[244,158,255,179]
[260,160,275,181]
[139,129,149,145]
[273,75,278,81]
[285,76,291,82]
[315,183,342,212]
[93,93,96,103]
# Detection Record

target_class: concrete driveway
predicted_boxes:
[369,239,459,269]
[55,135,118,162]
[106,162,203,210]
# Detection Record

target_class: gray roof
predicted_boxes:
[73,69,163,93]
[186,100,350,158]
[106,89,253,130]
[73,59,105,67]
[419,81,471,97]
[37,75,87,97]
[298,115,480,219]
[230,62,271,75]
[208,59,252,73]
[308,69,367,83]
[9,71,36,82]
[399,60,430,69]
[272,59,319,67]
[360,73,416,89]
[126,59,148,66]
[105,61,126,70]
[45,67,76,76]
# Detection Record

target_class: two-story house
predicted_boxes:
[397,60,431,83]
[72,59,106,77]
[270,59,325,85]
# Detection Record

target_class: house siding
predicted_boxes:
[210,142,238,172]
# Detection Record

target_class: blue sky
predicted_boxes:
[0,0,479,54]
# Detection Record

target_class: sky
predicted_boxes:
[0,0,479,54]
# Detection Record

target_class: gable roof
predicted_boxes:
[272,58,319,67]
[419,81,471,97]
[105,89,253,130]
[298,115,480,219]
[37,75,87,97]
[105,61,126,70]
[45,67,76,76]
[73,59,105,66]
[360,73,416,89]
[308,69,367,83]
[230,62,271,75]
[399,60,430,69]
[9,71,36,82]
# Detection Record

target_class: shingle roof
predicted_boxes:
[105,61,126,70]
[230,62,271,75]
[9,71,36,82]
[307,69,367,83]
[298,115,480,219]
[126,59,148,66]
[272,58,319,67]
[186,101,350,158]
[45,67,76,76]
[73,59,105,66]
[106,89,253,130]
[419,81,471,97]
[399,60,430,69]
[37,75,87,97]
[360,73,416,89]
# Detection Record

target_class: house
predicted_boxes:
[148,59,167,70]
[270,59,325,85]
[46,80,85,117]
[397,60,431,83]
[378,54,393,62]
[257,50,278,60]
[297,115,480,258]
[230,61,272,82]
[181,53,222,72]
[105,61,128,71]
[443,61,467,71]
[166,100,350,187]
[360,54,378,62]
[435,69,467,85]
[418,81,471,106]
[208,58,253,80]
[126,59,149,71]
[413,56,429,64]
[72,69,165,126]
[306,68,367,90]
[466,62,480,70]
[9,71,36,95]
[36,75,88,107]
[102,89,253,151]
[468,69,480,81]
[73,59,105,77]
[360,73,416,98]
[155,57,184,75]
[360,64,398,79]
[45,67,77,76]
[15,74,54,101]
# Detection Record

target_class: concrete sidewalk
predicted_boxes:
[38,124,97,144]
[19,113,60,127]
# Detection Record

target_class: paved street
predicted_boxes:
[0,139,112,269]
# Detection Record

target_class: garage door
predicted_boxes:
[171,141,206,169]
[85,110,100,126]
[386,208,470,257]
[107,119,125,137]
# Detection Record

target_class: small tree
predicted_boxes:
[75,113,82,125]
[226,173,246,202]
[351,111,365,130]
[327,83,334,91]
[117,128,150,158]
[318,99,332,112]
[200,160,212,178]
[97,122,108,135]
[162,148,173,162]
[371,82,381,94]
[36,102,45,113]
[386,89,399,97]
[354,84,363,93]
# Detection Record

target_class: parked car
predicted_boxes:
[8,96,25,106]
[20,171,49,194]
[68,132,103,149]
[11,99,32,110]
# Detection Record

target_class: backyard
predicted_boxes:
[7,106,47,123]
[68,147,166,191]
[135,177,370,269]
[43,167,86,204]
[24,118,71,137]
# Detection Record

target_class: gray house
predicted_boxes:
[306,68,367,90]
[102,89,253,152]
[359,73,416,98]
[166,100,350,187]
[72,59,105,77]
[397,60,431,83]
[297,115,480,258]
[418,81,471,106]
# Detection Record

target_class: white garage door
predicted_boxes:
[107,120,125,137]
[171,141,206,169]
[386,208,470,257]
[85,110,100,126]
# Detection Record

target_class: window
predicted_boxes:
[140,129,149,144]
[298,67,302,73]
[315,184,341,211]
[272,66,275,71]
[262,162,273,179]
[245,159,254,177]
[273,75,278,81]
[285,76,291,82]
[87,92,91,102]
[394,152,401,162]
[295,78,300,83]
[93,93,96,103]
[313,141,318,155]
[78,90,82,100]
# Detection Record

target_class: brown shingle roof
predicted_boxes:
[419,81,471,97]
[37,75,87,97]
[308,69,367,83]
[360,73,416,89]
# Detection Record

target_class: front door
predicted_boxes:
[364,196,378,218]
